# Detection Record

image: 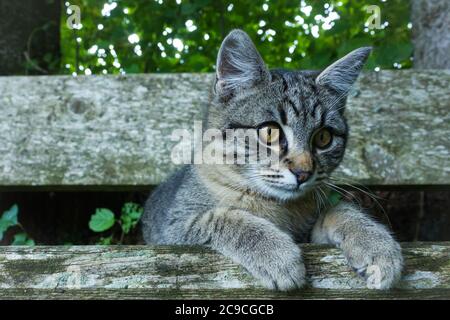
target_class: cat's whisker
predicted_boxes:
[317,186,329,205]
[323,181,364,212]
[328,176,385,200]
[313,190,322,214]
[327,177,392,229]
[314,188,325,212]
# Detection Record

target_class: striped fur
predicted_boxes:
[142,30,402,290]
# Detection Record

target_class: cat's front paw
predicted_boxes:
[247,242,306,291]
[343,237,403,289]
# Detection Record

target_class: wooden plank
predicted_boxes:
[1,288,449,300]
[0,243,448,299]
[0,71,449,187]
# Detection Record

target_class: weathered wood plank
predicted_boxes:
[0,243,448,299]
[0,71,449,187]
[1,288,450,300]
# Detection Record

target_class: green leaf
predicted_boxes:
[393,42,413,62]
[2,204,18,225]
[120,202,143,234]
[337,37,371,58]
[120,215,132,234]
[98,236,113,245]
[89,208,116,232]
[181,3,196,15]
[376,42,413,67]
[0,204,19,241]
[125,64,140,74]
[12,233,35,246]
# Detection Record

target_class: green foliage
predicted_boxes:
[120,202,143,234]
[88,202,143,244]
[61,0,412,76]
[0,205,19,240]
[98,236,114,245]
[0,205,35,245]
[12,233,36,246]
[89,208,116,232]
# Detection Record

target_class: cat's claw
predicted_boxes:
[344,239,403,290]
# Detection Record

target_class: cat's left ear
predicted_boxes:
[215,29,271,99]
[316,47,372,95]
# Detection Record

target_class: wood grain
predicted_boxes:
[0,71,449,188]
[0,243,448,299]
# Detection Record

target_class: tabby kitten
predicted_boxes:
[142,29,403,290]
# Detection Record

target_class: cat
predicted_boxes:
[142,29,403,291]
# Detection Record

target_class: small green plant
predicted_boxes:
[89,202,143,245]
[0,205,35,245]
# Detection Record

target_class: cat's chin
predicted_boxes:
[277,188,312,201]
[253,182,313,202]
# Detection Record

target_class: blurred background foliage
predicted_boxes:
[60,0,412,76]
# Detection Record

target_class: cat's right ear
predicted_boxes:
[315,47,372,95]
[215,29,271,99]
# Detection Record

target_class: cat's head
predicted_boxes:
[207,29,371,201]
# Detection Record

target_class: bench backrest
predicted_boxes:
[0,70,449,189]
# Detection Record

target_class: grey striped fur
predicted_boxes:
[142,30,402,290]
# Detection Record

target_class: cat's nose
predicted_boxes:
[289,168,312,184]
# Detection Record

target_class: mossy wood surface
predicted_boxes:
[0,71,449,188]
[0,243,448,299]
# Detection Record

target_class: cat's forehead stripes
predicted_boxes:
[273,71,324,127]
[277,103,287,125]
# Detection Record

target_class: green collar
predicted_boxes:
[327,189,342,207]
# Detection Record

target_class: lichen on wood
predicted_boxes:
[0,71,448,188]
[0,243,448,299]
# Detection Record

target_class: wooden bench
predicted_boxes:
[0,70,449,299]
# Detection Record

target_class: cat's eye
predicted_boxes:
[258,124,281,146]
[313,128,332,149]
